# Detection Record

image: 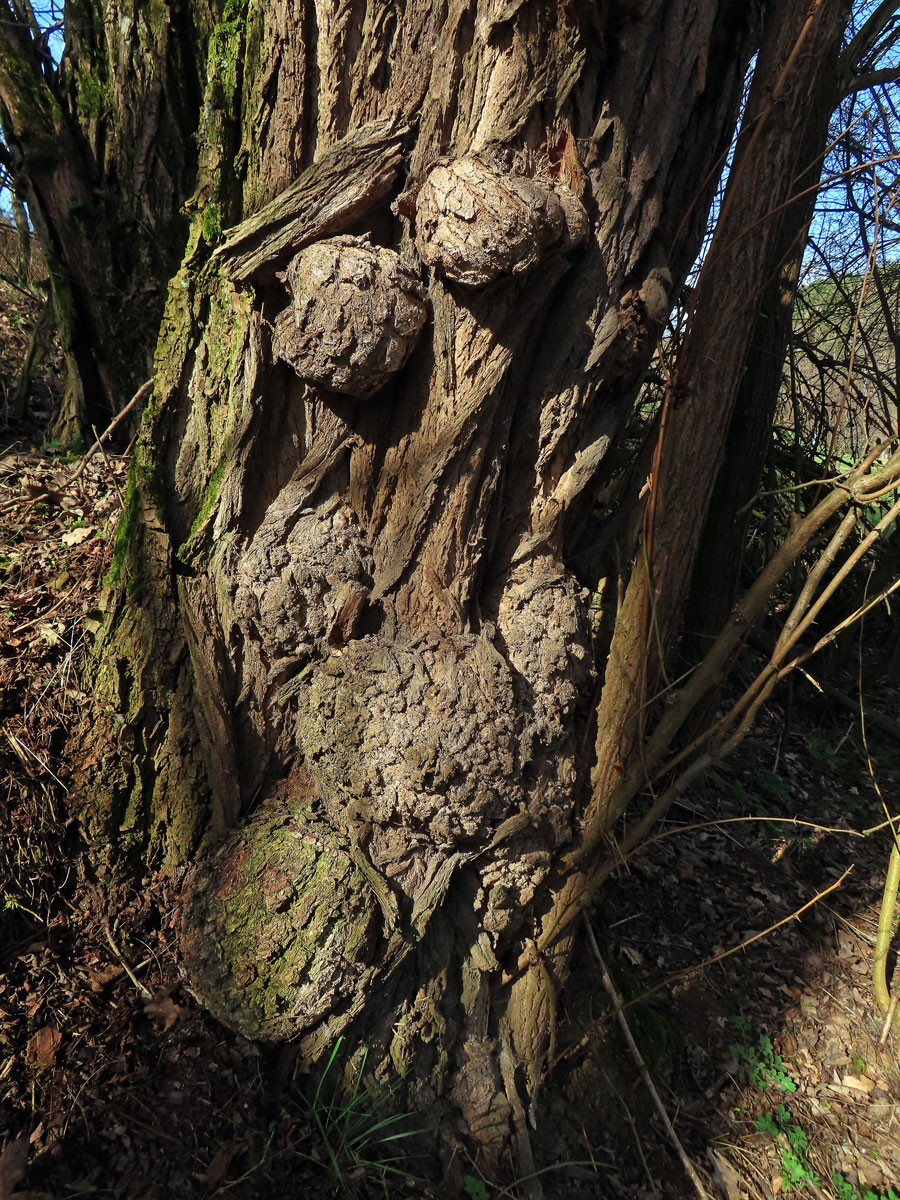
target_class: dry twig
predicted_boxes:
[583,916,714,1200]
[69,378,152,485]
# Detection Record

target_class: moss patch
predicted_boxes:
[103,469,145,595]
[76,63,108,121]
[200,201,222,245]
[179,809,382,1041]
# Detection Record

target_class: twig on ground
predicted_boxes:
[69,378,152,485]
[104,925,153,1000]
[5,728,66,788]
[864,814,900,835]
[583,915,713,1200]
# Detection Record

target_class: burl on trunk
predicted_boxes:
[76,0,799,1171]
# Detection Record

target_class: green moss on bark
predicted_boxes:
[200,201,222,244]
[75,64,108,120]
[179,810,382,1041]
[207,0,248,106]
[104,470,146,597]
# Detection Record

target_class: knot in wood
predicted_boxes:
[414,153,588,288]
[272,235,428,397]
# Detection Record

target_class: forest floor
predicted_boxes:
[2,265,900,1200]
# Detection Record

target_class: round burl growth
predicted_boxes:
[179,812,381,1041]
[300,633,522,846]
[415,154,588,288]
[272,235,428,396]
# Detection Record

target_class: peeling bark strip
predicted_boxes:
[213,117,410,283]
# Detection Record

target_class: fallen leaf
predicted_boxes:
[202,1148,232,1185]
[60,526,94,547]
[707,1149,743,1200]
[0,1134,29,1200]
[842,1074,875,1093]
[89,964,124,992]
[143,990,185,1030]
[25,1027,61,1071]
[23,994,43,1021]
[22,481,63,505]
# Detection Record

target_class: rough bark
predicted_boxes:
[68,0,857,1179]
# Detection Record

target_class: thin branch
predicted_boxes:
[88,424,125,509]
[630,815,864,860]
[583,917,713,1200]
[521,451,900,972]
[840,1,899,75]
[846,67,900,96]
[69,378,153,484]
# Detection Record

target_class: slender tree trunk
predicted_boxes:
[68,0,858,1179]
[683,0,853,661]
[10,188,30,280]
[589,0,854,817]
[0,25,113,435]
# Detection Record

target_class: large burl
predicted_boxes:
[179,809,384,1042]
[414,151,588,288]
[271,235,428,396]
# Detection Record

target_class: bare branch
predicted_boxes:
[845,66,900,95]
[840,0,900,74]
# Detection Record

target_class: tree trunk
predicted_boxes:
[70,0,854,1178]
[0,0,215,439]
[683,0,856,662]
